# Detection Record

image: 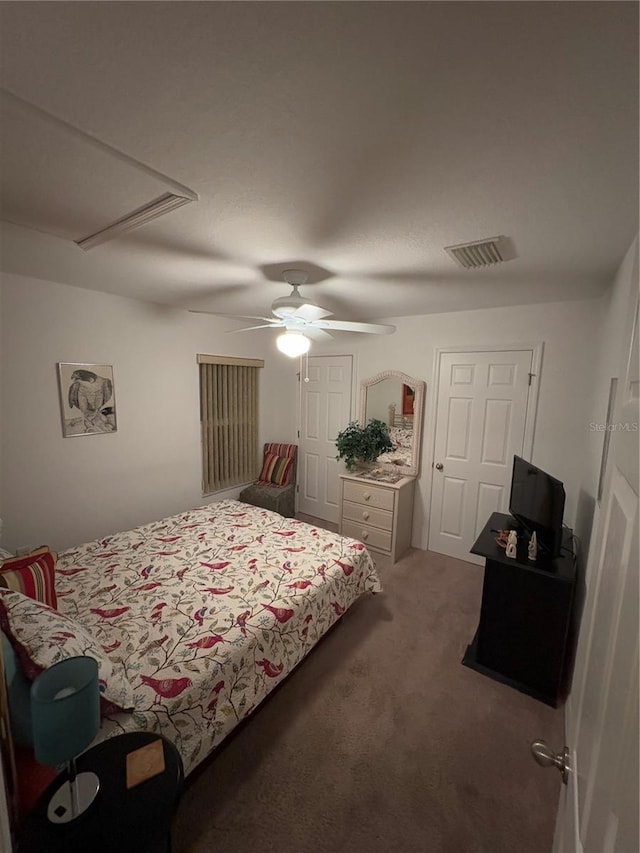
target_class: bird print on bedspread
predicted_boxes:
[53,500,382,775]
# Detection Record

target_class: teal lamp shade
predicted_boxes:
[31,656,101,822]
[31,655,100,766]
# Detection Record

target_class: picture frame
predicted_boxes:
[57,363,117,437]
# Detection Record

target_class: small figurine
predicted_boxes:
[528,531,538,562]
[506,529,518,559]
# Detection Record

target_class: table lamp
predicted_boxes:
[30,655,101,823]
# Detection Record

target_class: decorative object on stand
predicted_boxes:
[505,529,518,559]
[30,656,100,823]
[335,419,394,472]
[528,531,538,561]
[191,268,396,358]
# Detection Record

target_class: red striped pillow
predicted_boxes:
[258,452,294,486]
[0,548,57,608]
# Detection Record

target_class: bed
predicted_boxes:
[31,500,381,775]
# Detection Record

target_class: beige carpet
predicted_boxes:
[172,546,564,853]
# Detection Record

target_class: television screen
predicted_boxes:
[509,456,565,558]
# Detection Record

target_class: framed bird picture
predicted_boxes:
[57,363,117,437]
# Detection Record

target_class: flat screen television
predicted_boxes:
[508,455,566,558]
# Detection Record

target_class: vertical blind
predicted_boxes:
[198,355,264,494]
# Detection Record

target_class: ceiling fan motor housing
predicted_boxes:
[272,270,312,317]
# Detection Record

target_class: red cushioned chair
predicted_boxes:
[239,443,298,518]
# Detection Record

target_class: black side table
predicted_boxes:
[462,511,576,706]
[16,732,184,853]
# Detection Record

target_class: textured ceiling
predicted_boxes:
[0,1,637,321]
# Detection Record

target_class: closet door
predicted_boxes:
[298,356,352,523]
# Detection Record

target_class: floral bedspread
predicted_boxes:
[56,500,381,775]
[380,426,413,466]
[388,425,413,450]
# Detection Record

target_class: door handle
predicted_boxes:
[531,741,570,785]
[435,463,444,471]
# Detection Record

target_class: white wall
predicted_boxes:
[0,272,296,552]
[0,268,610,557]
[573,236,639,555]
[310,298,601,550]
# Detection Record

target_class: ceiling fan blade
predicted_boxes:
[189,310,276,323]
[317,320,396,335]
[226,323,282,333]
[224,314,277,323]
[303,327,333,341]
[294,303,333,322]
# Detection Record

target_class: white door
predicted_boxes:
[298,355,352,523]
[429,349,533,563]
[554,288,638,852]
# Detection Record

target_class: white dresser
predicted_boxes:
[339,473,416,564]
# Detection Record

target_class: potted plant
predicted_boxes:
[335,419,394,471]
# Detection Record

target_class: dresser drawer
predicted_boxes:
[341,520,392,553]
[342,500,393,532]
[342,480,395,511]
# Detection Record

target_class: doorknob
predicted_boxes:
[531,741,570,785]
[435,463,444,470]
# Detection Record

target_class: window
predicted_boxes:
[198,355,264,493]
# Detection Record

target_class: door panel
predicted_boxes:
[302,454,319,501]
[429,349,532,563]
[446,397,472,458]
[554,251,638,853]
[482,399,512,464]
[298,355,352,522]
[441,477,466,536]
[325,457,340,508]
[475,482,504,534]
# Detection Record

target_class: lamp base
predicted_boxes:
[47,771,100,823]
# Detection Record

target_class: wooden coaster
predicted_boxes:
[126,739,165,789]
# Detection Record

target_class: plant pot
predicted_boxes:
[352,459,374,474]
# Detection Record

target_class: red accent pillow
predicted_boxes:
[258,453,294,486]
[0,548,57,608]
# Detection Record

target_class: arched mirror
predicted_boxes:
[359,371,426,478]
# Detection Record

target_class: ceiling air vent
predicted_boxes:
[444,236,507,270]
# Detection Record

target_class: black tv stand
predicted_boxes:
[462,512,576,707]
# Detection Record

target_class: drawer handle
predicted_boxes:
[362,511,370,520]
[361,531,369,540]
[363,493,371,501]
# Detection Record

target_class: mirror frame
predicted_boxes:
[359,370,426,478]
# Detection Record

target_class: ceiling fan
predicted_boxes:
[191,269,396,357]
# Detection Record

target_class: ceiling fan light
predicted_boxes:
[276,332,310,358]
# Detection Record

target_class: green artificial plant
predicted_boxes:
[335,418,394,471]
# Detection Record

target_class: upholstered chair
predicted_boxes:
[239,443,298,517]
